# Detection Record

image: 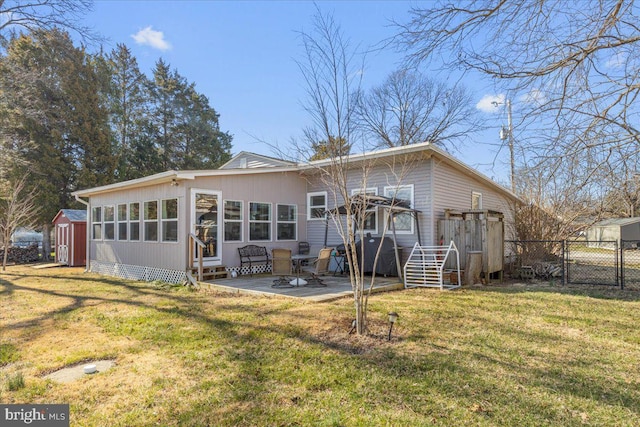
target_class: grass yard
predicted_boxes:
[1,266,640,426]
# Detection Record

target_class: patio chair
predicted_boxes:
[303,247,333,287]
[271,248,294,288]
[298,241,310,266]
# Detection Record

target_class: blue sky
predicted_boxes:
[85,1,509,183]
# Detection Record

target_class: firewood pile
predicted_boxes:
[0,245,40,264]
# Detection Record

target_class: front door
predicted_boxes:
[191,190,222,266]
[56,224,69,265]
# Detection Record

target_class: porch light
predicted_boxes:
[387,312,399,341]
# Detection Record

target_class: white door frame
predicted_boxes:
[190,189,222,266]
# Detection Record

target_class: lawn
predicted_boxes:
[1,265,640,426]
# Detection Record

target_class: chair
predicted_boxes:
[298,241,310,266]
[271,248,293,288]
[304,247,333,287]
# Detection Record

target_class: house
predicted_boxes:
[71,142,518,284]
[586,217,640,249]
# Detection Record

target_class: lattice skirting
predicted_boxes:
[91,261,186,284]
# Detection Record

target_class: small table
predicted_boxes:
[291,254,317,286]
[331,253,347,275]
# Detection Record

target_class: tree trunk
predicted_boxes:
[41,223,51,262]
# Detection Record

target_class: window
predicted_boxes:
[472,191,483,209]
[249,202,271,241]
[352,188,378,234]
[104,206,115,240]
[117,204,128,241]
[91,206,102,240]
[223,200,243,242]
[276,204,297,241]
[144,200,158,242]
[307,192,327,220]
[161,199,178,242]
[129,202,140,241]
[384,185,414,234]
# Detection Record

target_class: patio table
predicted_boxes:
[290,254,317,286]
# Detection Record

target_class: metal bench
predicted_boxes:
[238,245,270,276]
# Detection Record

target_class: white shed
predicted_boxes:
[587,218,640,248]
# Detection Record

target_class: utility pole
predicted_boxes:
[495,99,515,192]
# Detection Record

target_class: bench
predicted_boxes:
[238,245,271,275]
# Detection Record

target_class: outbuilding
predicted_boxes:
[587,217,640,248]
[52,209,87,266]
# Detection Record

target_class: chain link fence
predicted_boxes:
[506,240,640,289]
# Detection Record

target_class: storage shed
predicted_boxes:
[52,209,87,267]
[587,218,640,248]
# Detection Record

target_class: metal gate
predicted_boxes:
[621,240,640,290]
[565,240,618,286]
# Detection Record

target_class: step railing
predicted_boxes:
[188,233,206,282]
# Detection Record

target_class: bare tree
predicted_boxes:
[355,69,479,151]
[0,0,96,46]
[294,8,416,335]
[0,174,41,270]
[396,0,640,190]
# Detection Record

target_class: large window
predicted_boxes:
[307,191,327,220]
[104,206,115,240]
[117,204,128,241]
[249,202,271,241]
[352,188,378,234]
[144,200,158,242]
[224,200,243,242]
[129,202,140,241]
[91,206,102,240]
[276,204,297,241]
[161,199,178,242]
[384,185,414,234]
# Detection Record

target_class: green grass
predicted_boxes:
[1,266,640,426]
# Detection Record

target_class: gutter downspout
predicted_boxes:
[74,195,90,273]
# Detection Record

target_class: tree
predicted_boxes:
[0,29,113,258]
[106,43,150,181]
[0,0,96,48]
[355,69,478,150]
[296,8,415,336]
[0,174,40,271]
[396,0,640,190]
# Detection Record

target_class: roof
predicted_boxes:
[53,209,87,223]
[72,142,519,202]
[592,217,640,227]
[219,151,297,169]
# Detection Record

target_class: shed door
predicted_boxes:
[191,190,222,266]
[56,224,69,265]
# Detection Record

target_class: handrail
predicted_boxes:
[188,233,206,281]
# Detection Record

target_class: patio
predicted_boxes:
[199,273,404,302]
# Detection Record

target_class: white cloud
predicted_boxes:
[131,26,171,51]
[476,94,506,113]
[518,88,547,106]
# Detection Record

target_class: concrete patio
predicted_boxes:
[198,273,404,302]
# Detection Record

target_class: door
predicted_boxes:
[191,190,222,266]
[56,224,69,265]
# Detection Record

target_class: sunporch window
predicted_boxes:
[117,204,127,241]
[144,201,158,242]
[276,204,297,241]
[224,200,243,242]
[249,202,271,241]
[161,199,178,242]
[352,188,378,234]
[104,206,115,240]
[91,206,102,240]
[129,202,140,241]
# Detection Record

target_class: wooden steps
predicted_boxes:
[191,266,228,280]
